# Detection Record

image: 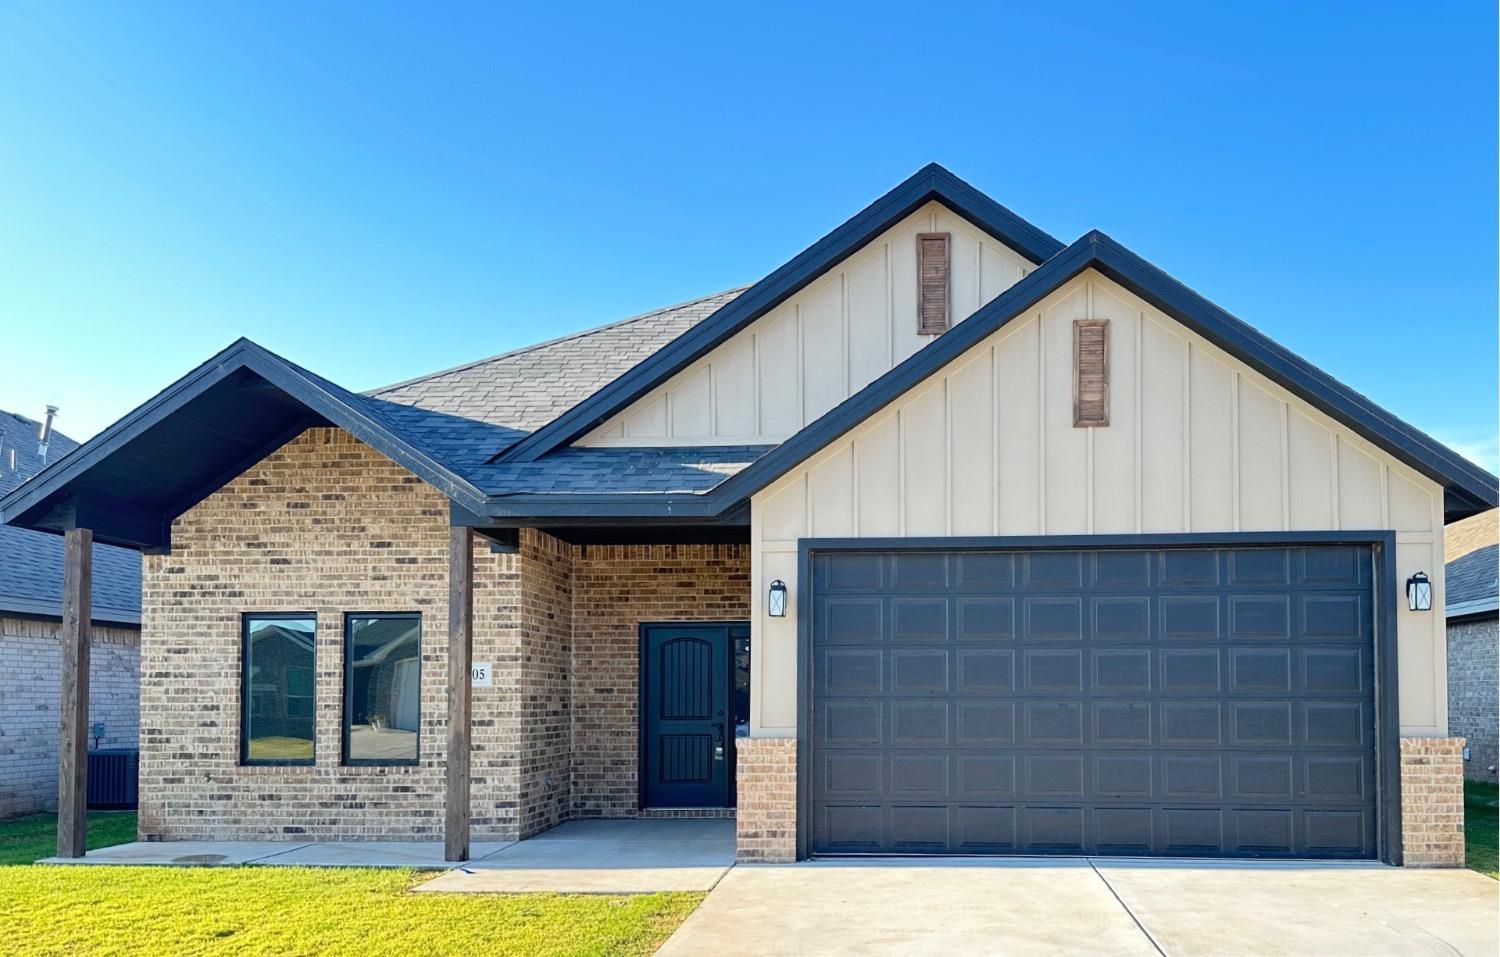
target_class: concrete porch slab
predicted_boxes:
[414,819,736,894]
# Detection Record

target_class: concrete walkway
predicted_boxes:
[414,819,736,893]
[38,818,737,893]
[658,859,1500,956]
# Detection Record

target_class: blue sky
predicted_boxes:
[0,2,1495,469]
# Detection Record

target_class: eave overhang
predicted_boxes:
[0,339,489,549]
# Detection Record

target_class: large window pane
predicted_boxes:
[344,615,421,764]
[242,615,316,764]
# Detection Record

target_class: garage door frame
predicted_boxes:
[794,531,1402,864]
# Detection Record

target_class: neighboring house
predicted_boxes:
[2,165,1495,868]
[0,408,141,818]
[1444,508,1497,781]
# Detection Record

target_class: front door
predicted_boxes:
[641,623,746,808]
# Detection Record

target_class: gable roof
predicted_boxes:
[0,410,140,623]
[2,165,1494,546]
[492,163,1066,464]
[466,229,1497,525]
[0,339,495,548]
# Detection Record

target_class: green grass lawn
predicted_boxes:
[0,810,139,866]
[1465,780,1498,880]
[0,812,703,956]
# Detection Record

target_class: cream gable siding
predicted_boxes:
[750,268,1448,739]
[576,202,1034,446]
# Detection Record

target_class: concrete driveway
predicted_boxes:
[657,859,1499,956]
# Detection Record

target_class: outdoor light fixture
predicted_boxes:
[1406,571,1432,612]
[768,579,788,617]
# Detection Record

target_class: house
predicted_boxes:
[2,165,1494,867]
[0,408,141,818]
[1444,509,1497,780]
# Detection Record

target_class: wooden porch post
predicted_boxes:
[57,527,93,858]
[444,526,474,862]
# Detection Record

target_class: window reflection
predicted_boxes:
[345,615,421,764]
[243,616,317,764]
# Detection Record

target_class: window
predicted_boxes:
[241,614,317,765]
[343,614,421,765]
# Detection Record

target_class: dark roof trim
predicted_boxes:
[1447,597,1499,620]
[0,594,141,626]
[492,163,1065,464]
[479,230,1496,524]
[0,339,490,544]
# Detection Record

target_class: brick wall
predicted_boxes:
[139,428,526,842]
[515,529,573,837]
[1400,736,1466,867]
[570,544,750,818]
[1447,616,1497,781]
[736,737,796,862]
[0,616,140,818]
[137,428,752,841]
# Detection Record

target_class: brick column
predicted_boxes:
[736,737,796,862]
[1400,736,1466,867]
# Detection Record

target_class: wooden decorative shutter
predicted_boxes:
[916,233,950,334]
[1073,319,1110,427]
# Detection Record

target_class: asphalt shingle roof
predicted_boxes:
[1446,545,1497,611]
[0,410,141,622]
[370,288,746,452]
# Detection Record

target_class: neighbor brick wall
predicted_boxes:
[736,737,796,862]
[1447,616,1498,781]
[0,616,140,818]
[138,428,526,842]
[569,544,750,818]
[1400,736,1466,867]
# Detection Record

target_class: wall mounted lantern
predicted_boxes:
[768,579,788,617]
[1406,571,1432,612]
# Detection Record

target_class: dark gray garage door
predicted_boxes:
[807,546,1377,858]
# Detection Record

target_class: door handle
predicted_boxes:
[712,721,726,761]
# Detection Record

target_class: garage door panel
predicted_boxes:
[957,649,1015,692]
[957,552,1016,587]
[957,597,1014,640]
[891,649,949,693]
[956,701,1016,743]
[820,648,883,693]
[1023,649,1084,691]
[959,754,1016,794]
[819,752,883,796]
[808,544,1379,858]
[892,598,948,640]
[956,806,1017,850]
[1093,596,1152,640]
[1094,702,1152,745]
[1094,649,1153,690]
[824,598,882,642]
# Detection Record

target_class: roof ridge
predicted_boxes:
[366,285,750,396]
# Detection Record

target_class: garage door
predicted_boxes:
[807,545,1378,858]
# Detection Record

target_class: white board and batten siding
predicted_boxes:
[749,268,1448,739]
[575,202,1034,447]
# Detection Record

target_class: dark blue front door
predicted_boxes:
[642,624,739,808]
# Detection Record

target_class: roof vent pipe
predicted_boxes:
[37,404,57,464]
